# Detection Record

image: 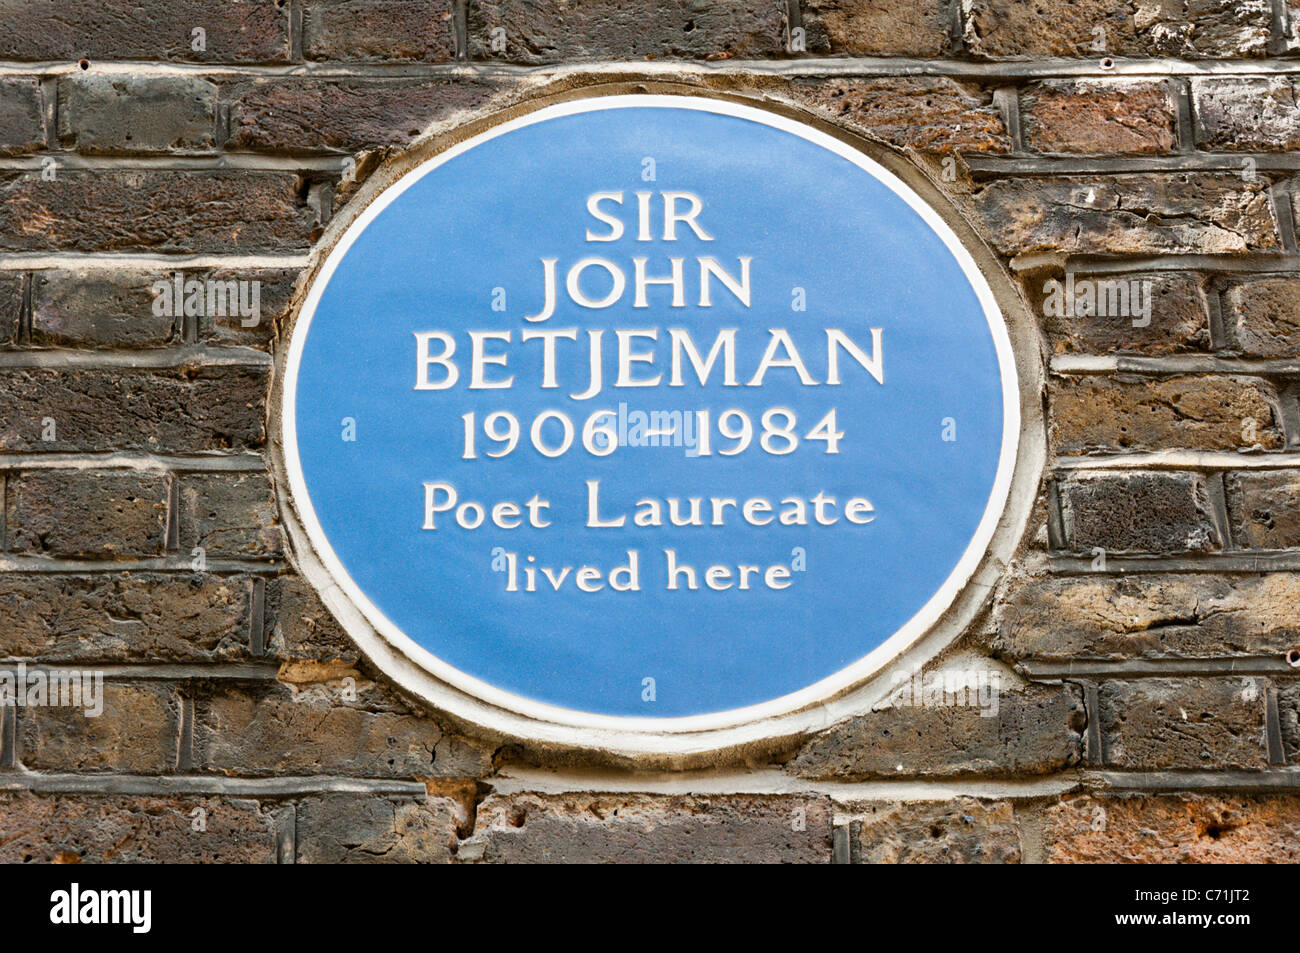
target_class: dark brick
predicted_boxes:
[851,798,1021,863]
[0,794,279,863]
[790,78,1010,154]
[197,268,299,349]
[1229,470,1300,549]
[29,267,293,350]
[1098,678,1268,770]
[1021,81,1178,155]
[1224,277,1300,357]
[968,174,1278,256]
[264,575,359,663]
[1049,376,1282,454]
[1192,78,1300,151]
[5,470,169,558]
[990,573,1300,660]
[1043,793,1300,862]
[1057,471,1222,554]
[963,0,1271,59]
[0,0,290,63]
[1027,271,1209,355]
[464,794,833,863]
[303,0,457,61]
[31,269,178,348]
[802,0,950,56]
[468,0,788,62]
[0,367,268,453]
[58,75,216,155]
[0,171,317,254]
[226,80,496,154]
[0,573,252,662]
[0,273,23,346]
[0,77,44,155]
[18,682,175,773]
[194,681,492,778]
[297,793,461,863]
[786,683,1083,779]
[178,472,281,559]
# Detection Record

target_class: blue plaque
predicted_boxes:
[282,95,1019,731]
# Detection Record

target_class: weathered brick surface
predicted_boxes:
[468,0,789,62]
[18,682,176,773]
[464,794,833,863]
[0,77,44,155]
[264,575,359,663]
[0,274,21,345]
[0,794,279,864]
[1021,81,1178,155]
[226,80,497,153]
[962,0,1272,59]
[0,573,252,662]
[1056,471,1222,554]
[0,0,1292,866]
[1098,678,1268,770]
[58,75,217,155]
[1224,278,1300,357]
[193,681,492,778]
[0,367,268,452]
[990,573,1300,660]
[197,269,298,349]
[178,472,282,558]
[1049,376,1282,454]
[0,0,291,63]
[31,269,179,348]
[1042,794,1300,862]
[5,470,169,558]
[0,171,317,254]
[29,267,295,350]
[1273,684,1300,761]
[789,78,1010,154]
[802,0,951,56]
[786,684,1084,779]
[1228,470,1300,549]
[1027,271,1209,355]
[1193,78,1300,151]
[303,0,457,62]
[296,793,461,863]
[851,798,1021,863]
[968,175,1279,256]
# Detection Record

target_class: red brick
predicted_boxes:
[1042,793,1300,862]
[1021,81,1178,155]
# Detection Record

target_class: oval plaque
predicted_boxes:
[282,94,1020,734]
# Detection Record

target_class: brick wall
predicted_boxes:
[2,0,1300,864]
